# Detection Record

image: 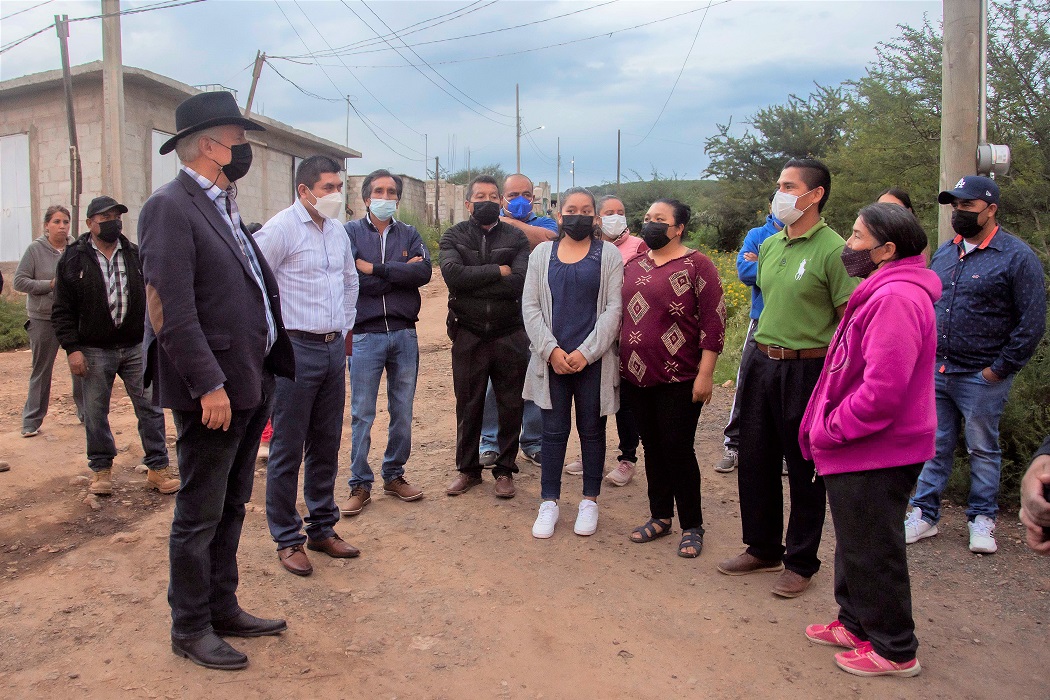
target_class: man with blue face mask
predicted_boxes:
[342,169,433,516]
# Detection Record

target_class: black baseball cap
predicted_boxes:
[85,196,129,218]
[937,175,1000,206]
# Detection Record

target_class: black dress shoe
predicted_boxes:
[212,610,287,638]
[171,632,248,670]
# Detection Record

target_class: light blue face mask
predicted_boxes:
[369,198,398,221]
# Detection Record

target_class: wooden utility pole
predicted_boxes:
[101,0,125,203]
[616,129,621,195]
[466,148,471,184]
[244,50,266,117]
[515,83,521,173]
[434,156,440,227]
[55,15,82,236]
[555,137,560,205]
[939,0,981,243]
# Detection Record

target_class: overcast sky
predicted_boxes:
[1,0,941,188]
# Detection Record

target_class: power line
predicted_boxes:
[0,23,54,54]
[351,0,513,124]
[0,0,54,22]
[634,1,716,147]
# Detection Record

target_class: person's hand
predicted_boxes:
[1020,454,1050,554]
[565,350,588,372]
[498,265,512,277]
[355,259,374,275]
[692,373,713,404]
[981,367,1002,382]
[407,256,423,263]
[68,351,88,377]
[50,278,56,289]
[549,348,575,375]
[200,387,232,431]
[743,252,758,262]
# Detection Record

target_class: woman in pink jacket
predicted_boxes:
[799,203,941,678]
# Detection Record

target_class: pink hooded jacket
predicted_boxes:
[800,256,942,476]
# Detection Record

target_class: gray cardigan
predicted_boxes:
[522,239,624,416]
[14,235,72,321]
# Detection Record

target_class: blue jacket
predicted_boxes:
[737,215,783,319]
[344,216,432,333]
[930,226,1046,376]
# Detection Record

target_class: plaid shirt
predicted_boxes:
[181,165,276,353]
[90,237,128,328]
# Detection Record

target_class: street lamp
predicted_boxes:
[569,157,575,187]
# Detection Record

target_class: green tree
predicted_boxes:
[445,163,507,186]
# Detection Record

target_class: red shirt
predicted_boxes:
[620,250,726,387]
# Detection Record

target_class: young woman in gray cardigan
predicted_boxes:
[522,188,623,539]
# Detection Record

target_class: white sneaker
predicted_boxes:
[532,500,559,539]
[968,515,997,553]
[904,507,938,544]
[714,447,737,473]
[574,499,599,536]
[564,459,584,476]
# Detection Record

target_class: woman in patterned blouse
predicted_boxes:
[621,199,726,557]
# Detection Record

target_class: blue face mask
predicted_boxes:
[368,198,398,221]
[505,196,533,220]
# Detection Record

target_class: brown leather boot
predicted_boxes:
[90,469,112,496]
[146,467,181,494]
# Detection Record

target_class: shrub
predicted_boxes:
[0,296,29,351]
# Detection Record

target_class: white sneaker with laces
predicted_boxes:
[532,500,559,539]
[968,515,997,553]
[904,507,938,544]
[574,499,599,536]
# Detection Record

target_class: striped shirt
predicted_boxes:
[90,237,128,328]
[181,165,276,353]
[255,199,359,334]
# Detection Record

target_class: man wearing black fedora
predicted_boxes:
[138,90,295,671]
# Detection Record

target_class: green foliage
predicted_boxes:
[394,209,443,265]
[589,175,720,238]
[446,163,508,186]
[0,297,29,351]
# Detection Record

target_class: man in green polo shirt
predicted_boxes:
[717,158,857,598]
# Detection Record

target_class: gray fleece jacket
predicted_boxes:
[14,235,72,320]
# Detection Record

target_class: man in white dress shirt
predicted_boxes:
[255,156,360,576]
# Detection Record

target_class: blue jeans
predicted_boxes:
[911,368,1014,523]
[349,329,419,489]
[265,336,345,549]
[169,374,274,639]
[540,362,606,501]
[481,384,542,455]
[81,345,167,472]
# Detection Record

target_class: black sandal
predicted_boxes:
[677,527,704,558]
[630,518,672,543]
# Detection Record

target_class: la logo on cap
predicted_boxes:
[955,178,966,188]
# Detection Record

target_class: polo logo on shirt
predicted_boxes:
[973,274,980,279]
[795,259,808,280]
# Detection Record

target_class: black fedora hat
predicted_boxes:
[159,91,265,155]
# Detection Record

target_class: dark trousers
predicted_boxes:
[723,318,758,449]
[826,464,922,663]
[266,336,345,549]
[168,374,274,640]
[540,362,606,500]
[614,401,640,463]
[625,380,704,530]
[737,353,826,577]
[451,327,528,477]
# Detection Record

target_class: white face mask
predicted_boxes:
[772,188,816,226]
[600,214,628,240]
[368,197,398,221]
[308,190,344,220]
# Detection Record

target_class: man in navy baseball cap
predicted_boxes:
[937,174,1000,206]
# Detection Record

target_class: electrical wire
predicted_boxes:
[634,1,716,147]
[0,23,54,54]
[0,0,54,22]
[351,0,513,124]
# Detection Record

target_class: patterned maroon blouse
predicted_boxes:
[620,250,726,388]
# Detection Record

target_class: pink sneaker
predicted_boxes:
[604,460,635,486]
[805,620,862,649]
[834,642,921,677]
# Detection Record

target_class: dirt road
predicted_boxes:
[0,273,1046,699]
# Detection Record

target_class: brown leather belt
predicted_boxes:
[756,343,828,360]
[287,330,341,343]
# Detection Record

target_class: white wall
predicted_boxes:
[0,133,33,262]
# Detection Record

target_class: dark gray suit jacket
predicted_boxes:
[138,170,294,412]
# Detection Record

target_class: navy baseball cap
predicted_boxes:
[938,175,1000,205]
[85,195,129,218]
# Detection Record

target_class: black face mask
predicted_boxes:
[560,214,595,241]
[951,209,984,239]
[97,219,122,243]
[471,200,501,226]
[222,143,253,182]
[640,221,672,250]
[840,244,883,278]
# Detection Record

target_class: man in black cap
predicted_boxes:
[905,175,1046,555]
[52,195,176,497]
[138,91,295,671]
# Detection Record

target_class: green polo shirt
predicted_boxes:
[754,217,858,349]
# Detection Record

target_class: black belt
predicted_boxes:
[287,330,341,343]
[756,343,828,360]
